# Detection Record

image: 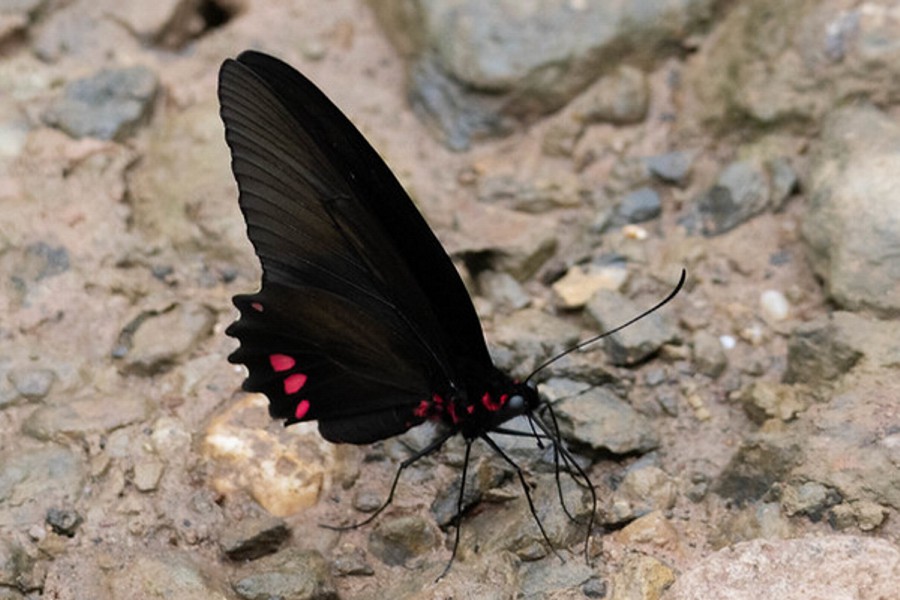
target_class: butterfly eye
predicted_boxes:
[508,394,525,411]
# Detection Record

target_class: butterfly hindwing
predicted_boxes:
[219,52,492,442]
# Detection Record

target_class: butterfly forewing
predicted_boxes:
[219,52,493,442]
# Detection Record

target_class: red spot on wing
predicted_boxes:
[294,399,310,419]
[283,373,307,394]
[481,392,505,412]
[269,354,296,372]
[413,400,430,418]
[466,404,475,414]
[250,302,264,312]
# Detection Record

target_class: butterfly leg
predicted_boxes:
[532,407,597,565]
[436,438,473,581]
[479,434,565,564]
[320,428,456,532]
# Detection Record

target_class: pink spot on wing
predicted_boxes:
[283,373,307,394]
[250,302,264,312]
[269,354,296,372]
[466,404,475,414]
[294,399,310,420]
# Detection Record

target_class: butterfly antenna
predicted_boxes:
[524,269,686,383]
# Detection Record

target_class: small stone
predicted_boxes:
[0,537,32,588]
[552,264,628,309]
[233,549,336,600]
[430,458,509,527]
[780,481,838,520]
[368,515,437,566]
[7,367,55,401]
[202,395,338,516]
[760,289,790,322]
[769,157,799,210]
[697,160,771,235]
[332,544,374,577]
[352,487,384,513]
[477,270,531,311]
[23,395,150,441]
[46,507,82,537]
[573,65,649,125]
[555,387,659,455]
[608,554,675,600]
[615,511,681,552]
[132,459,165,492]
[43,66,159,141]
[616,187,661,224]
[586,289,679,366]
[220,515,290,562]
[644,150,695,186]
[740,381,807,424]
[607,465,677,524]
[692,330,727,378]
[117,302,216,375]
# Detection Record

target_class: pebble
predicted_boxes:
[644,150,695,186]
[220,515,290,562]
[551,263,628,309]
[43,66,159,141]
[616,186,662,224]
[607,464,677,524]
[132,458,165,492]
[7,367,56,401]
[45,508,82,537]
[760,289,790,321]
[554,386,659,455]
[367,515,437,566]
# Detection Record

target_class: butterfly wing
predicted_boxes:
[219,52,490,443]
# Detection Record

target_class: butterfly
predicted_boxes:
[218,50,684,575]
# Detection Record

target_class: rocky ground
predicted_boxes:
[1,0,899,598]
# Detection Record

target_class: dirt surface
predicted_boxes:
[1,1,899,599]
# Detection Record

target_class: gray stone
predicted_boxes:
[115,302,216,375]
[697,160,771,235]
[713,433,802,505]
[686,1,900,132]
[0,537,32,589]
[220,515,290,562]
[446,202,558,281]
[490,308,582,377]
[570,65,649,125]
[367,515,437,567]
[44,66,158,140]
[477,270,531,311]
[780,481,839,520]
[23,394,149,441]
[0,445,86,528]
[331,544,374,577]
[616,186,661,224]
[783,315,864,385]
[431,457,510,527]
[370,0,719,148]
[769,156,799,210]
[233,549,336,600]
[46,507,82,536]
[644,150,695,186]
[691,330,726,378]
[586,289,679,366]
[607,464,677,524]
[7,367,55,401]
[803,106,900,316]
[554,386,659,455]
[666,536,900,600]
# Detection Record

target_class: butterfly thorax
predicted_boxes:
[414,369,540,440]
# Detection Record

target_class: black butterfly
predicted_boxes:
[218,50,684,575]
